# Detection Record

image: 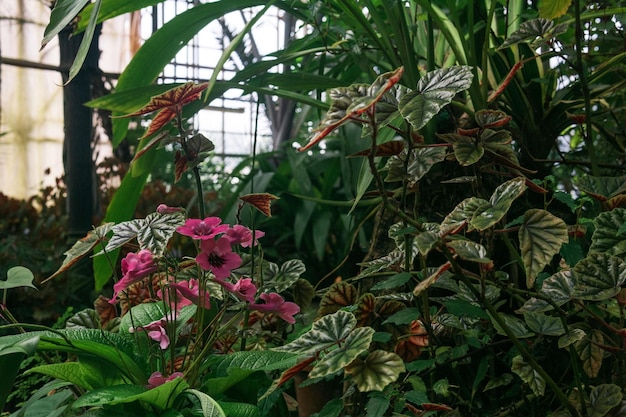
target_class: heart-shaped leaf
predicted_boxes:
[589,384,623,417]
[517,270,574,313]
[105,212,185,256]
[499,18,569,49]
[519,209,569,288]
[345,350,405,392]
[318,282,357,316]
[309,326,375,379]
[558,328,586,348]
[1,266,37,290]
[385,147,447,185]
[575,329,604,378]
[453,139,484,166]
[264,259,306,293]
[471,177,526,231]
[523,312,565,336]
[511,355,545,396]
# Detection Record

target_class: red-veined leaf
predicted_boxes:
[239,193,279,217]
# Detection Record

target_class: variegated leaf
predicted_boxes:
[572,253,626,301]
[575,329,604,378]
[309,327,375,379]
[589,208,626,256]
[345,350,405,392]
[511,355,545,397]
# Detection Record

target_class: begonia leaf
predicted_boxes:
[480,129,512,145]
[572,253,626,301]
[318,282,357,316]
[589,384,623,417]
[575,329,604,378]
[47,223,113,281]
[104,212,184,256]
[1,266,37,290]
[453,138,484,166]
[345,350,405,392]
[489,313,534,339]
[499,18,569,50]
[471,177,526,231]
[577,175,626,201]
[309,327,375,379]
[264,259,306,293]
[355,294,377,327]
[399,66,474,131]
[273,310,356,355]
[239,193,279,217]
[511,355,545,397]
[523,312,565,336]
[558,328,586,349]
[384,147,446,185]
[66,309,100,329]
[475,110,511,129]
[517,270,574,313]
[446,240,491,263]
[589,208,626,256]
[519,209,568,288]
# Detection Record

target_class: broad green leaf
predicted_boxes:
[183,389,227,417]
[384,147,446,185]
[471,177,526,231]
[572,253,626,301]
[589,384,623,417]
[489,313,534,338]
[589,208,626,256]
[575,329,604,378]
[371,272,412,291]
[210,350,300,377]
[558,328,586,348]
[66,308,100,329]
[27,362,98,390]
[523,312,565,336]
[315,398,344,417]
[41,0,90,49]
[382,308,421,326]
[399,66,474,131]
[263,259,306,292]
[453,139,484,166]
[539,0,572,19]
[577,175,626,200]
[309,327,375,378]
[519,209,569,288]
[441,197,488,233]
[511,355,545,397]
[66,0,102,84]
[273,310,356,355]
[219,401,259,417]
[416,231,440,257]
[48,223,113,281]
[345,350,405,392]
[405,389,429,405]
[446,240,491,263]
[365,392,390,417]
[484,373,513,391]
[0,335,39,412]
[444,299,489,320]
[1,266,37,290]
[499,18,569,49]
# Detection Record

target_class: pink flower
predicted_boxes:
[168,279,211,309]
[132,316,171,349]
[225,225,265,248]
[147,371,184,389]
[156,204,183,214]
[196,237,242,279]
[176,217,229,240]
[213,277,257,303]
[250,293,300,324]
[110,250,158,303]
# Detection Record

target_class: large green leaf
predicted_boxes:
[575,329,604,378]
[489,313,534,338]
[517,270,574,313]
[511,355,545,397]
[309,327,375,379]
[539,0,572,19]
[470,177,527,231]
[519,209,569,288]
[273,310,356,355]
[182,390,227,417]
[572,253,626,301]
[453,139,484,167]
[263,259,306,293]
[219,401,259,417]
[523,312,565,336]
[41,0,90,49]
[345,350,405,392]
[399,66,474,131]
[0,336,40,412]
[27,356,124,391]
[1,266,37,290]
[72,378,188,410]
[589,208,626,256]
[588,384,623,417]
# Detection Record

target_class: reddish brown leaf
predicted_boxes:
[131,131,171,163]
[422,403,453,412]
[94,295,118,328]
[174,151,188,183]
[457,127,480,137]
[142,107,177,138]
[239,193,279,217]
[349,141,406,157]
[318,281,357,316]
[395,339,424,362]
[603,194,626,210]
[355,293,377,326]
[277,357,316,388]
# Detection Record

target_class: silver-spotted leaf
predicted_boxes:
[523,312,565,336]
[519,209,568,288]
[511,355,545,397]
[273,310,356,355]
[589,208,626,256]
[309,327,375,379]
[446,240,491,263]
[572,253,626,301]
[264,259,306,293]
[575,329,604,378]
[345,350,405,392]
[442,197,489,233]
[137,212,186,256]
[399,66,473,131]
